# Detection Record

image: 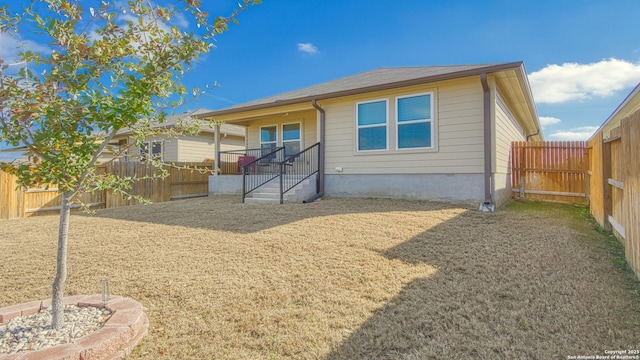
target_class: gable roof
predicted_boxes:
[118,109,246,137]
[590,82,640,141]
[200,62,529,117]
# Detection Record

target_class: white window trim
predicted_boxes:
[395,92,434,151]
[140,140,163,161]
[356,98,389,152]
[282,121,303,153]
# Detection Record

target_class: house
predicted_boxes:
[201,62,542,208]
[591,83,640,141]
[112,109,246,163]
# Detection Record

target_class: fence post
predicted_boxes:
[602,140,613,231]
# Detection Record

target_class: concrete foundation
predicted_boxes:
[208,175,242,195]
[324,174,484,203]
[492,172,514,207]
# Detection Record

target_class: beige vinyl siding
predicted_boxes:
[177,134,214,162]
[177,133,244,162]
[246,109,318,150]
[494,91,526,174]
[220,135,245,152]
[323,76,485,175]
[127,135,176,161]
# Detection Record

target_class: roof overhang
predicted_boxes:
[588,82,640,141]
[492,64,543,140]
[200,63,526,113]
[198,62,542,140]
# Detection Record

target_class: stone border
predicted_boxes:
[0,295,149,360]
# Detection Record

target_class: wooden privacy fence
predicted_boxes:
[511,141,587,203]
[588,110,640,279]
[0,161,213,220]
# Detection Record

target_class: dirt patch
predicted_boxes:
[1,196,639,359]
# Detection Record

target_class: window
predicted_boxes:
[357,99,388,151]
[260,125,277,157]
[282,123,301,157]
[139,141,163,161]
[396,93,433,149]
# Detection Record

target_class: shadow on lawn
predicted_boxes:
[325,208,513,359]
[90,195,464,234]
[325,204,626,359]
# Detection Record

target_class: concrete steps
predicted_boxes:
[244,176,317,204]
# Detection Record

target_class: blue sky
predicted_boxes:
[2,0,640,161]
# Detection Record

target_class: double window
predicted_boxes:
[139,141,162,161]
[356,92,434,152]
[260,123,301,158]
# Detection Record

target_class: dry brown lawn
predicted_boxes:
[1,196,639,359]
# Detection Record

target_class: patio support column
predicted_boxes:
[214,123,221,176]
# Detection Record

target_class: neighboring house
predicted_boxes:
[587,82,640,238]
[112,109,246,163]
[591,83,640,141]
[201,63,542,208]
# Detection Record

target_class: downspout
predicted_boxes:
[304,99,325,203]
[526,128,540,141]
[480,73,495,212]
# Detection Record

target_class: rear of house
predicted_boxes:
[203,62,541,208]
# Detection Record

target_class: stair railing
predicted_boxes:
[241,147,285,203]
[279,143,320,204]
[242,143,321,204]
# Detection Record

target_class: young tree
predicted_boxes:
[0,0,258,330]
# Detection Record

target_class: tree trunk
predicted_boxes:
[51,191,72,330]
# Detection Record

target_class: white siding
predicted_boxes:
[322,77,485,175]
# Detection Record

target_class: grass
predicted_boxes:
[1,196,639,359]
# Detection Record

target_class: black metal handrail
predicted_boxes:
[219,148,264,175]
[241,147,285,202]
[279,143,320,204]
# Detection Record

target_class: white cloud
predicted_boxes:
[0,34,50,64]
[529,58,640,104]
[539,116,561,128]
[171,12,190,28]
[548,126,599,141]
[297,42,318,55]
[88,13,177,48]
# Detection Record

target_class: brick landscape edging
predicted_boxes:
[0,294,149,360]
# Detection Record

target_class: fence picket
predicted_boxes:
[511,141,587,203]
[0,161,213,219]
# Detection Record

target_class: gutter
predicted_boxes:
[514,63,543,141]
[304,100,325,203]
[480,73,494,212]
[526,128,540,141]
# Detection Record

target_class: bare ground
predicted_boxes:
[0,196,639,359]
